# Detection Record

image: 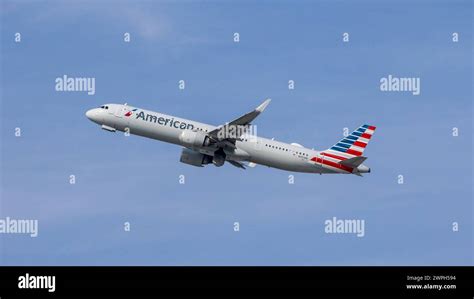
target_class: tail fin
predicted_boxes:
[322,124,376,159]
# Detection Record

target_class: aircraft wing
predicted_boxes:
[208,99,271,142]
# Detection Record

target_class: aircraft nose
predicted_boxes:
[85,109,93,119]
[86,108,101,123]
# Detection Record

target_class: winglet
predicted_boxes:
[256,98,271,113]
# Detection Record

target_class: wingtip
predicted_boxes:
[256,98,271,112]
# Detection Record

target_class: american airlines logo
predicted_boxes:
[135,111,195,130]
[124,108,138,117]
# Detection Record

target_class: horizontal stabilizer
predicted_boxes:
[339,156,367,168]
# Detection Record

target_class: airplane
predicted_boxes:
[85,99,376,176]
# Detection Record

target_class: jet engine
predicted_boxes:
[212,148,226,167]
[179,130,211,149]
[179,148,213,167]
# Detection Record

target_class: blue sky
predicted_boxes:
[0,0,472,265]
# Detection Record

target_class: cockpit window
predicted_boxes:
[99,105,109,109]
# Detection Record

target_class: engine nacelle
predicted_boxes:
[179,130,211,149]
[179,148,213,167]
[212,148,226,167]
[212,154,225,167]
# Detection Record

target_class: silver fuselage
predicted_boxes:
[86,104,349,174]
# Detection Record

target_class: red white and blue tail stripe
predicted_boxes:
[325,124,376,158]
[310,124,376,173]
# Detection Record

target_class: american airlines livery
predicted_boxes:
[86,99,376,176]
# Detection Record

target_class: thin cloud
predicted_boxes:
[4,0,170,41]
